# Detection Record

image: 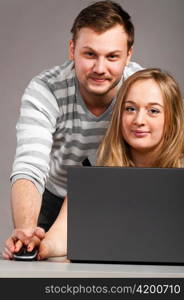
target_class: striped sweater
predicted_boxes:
[10,60,142,197]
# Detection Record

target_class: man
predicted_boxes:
[3,0,142,259]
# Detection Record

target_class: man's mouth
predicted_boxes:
[89,76,111,83]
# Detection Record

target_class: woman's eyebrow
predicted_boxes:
[124,100,135,104]
[148,102,164,108]
[124,100,164,107]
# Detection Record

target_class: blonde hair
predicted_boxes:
[97,68,184,167]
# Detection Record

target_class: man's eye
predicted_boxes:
[85,52,95,57]
[108,55,118,60]
[125,106,136,112]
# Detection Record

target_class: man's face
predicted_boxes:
[69,25,132,100]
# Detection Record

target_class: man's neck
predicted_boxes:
[83,99,112,116]
[79,86,116,117]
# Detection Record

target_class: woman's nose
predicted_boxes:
[133,111,145,125]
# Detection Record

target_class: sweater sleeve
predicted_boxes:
[10,77,60,195]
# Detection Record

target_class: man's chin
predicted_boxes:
[86,84,115,96]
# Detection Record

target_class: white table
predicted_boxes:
[1,256,184,278]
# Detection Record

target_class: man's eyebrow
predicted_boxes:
[82,46,94,49]
[124,100,164,107]
[108,50,122,54]
[82,46,122,54]
[82,47,95,51]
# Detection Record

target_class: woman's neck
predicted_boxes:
[131,149,155,167]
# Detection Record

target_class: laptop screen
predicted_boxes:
[67,167,184,263]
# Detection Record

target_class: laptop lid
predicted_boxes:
[67,167,184,263]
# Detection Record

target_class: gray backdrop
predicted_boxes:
[0,0,184,252]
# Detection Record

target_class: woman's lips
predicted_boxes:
[132,130,150,137]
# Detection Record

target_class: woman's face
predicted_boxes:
[122,79,165,155]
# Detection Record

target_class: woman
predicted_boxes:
[97,68,184,168]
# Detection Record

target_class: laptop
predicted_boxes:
[67,167,184,264]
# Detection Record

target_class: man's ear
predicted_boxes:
[126,47,133,65]
[69,40,75,60]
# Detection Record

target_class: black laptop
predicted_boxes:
[67,167,184,264]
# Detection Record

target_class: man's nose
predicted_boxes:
[93,58,106,74]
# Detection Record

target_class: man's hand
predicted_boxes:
[3,179,44,259]
[2,227,45,260]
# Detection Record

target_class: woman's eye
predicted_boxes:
[149,108,160,114]
[125,106,136,112]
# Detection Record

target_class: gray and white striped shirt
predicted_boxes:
[10,60,142,197]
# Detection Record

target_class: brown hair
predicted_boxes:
[71,1,134,51]
[97,68,184,167]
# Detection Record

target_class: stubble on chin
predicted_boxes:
[87,77,121,97]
